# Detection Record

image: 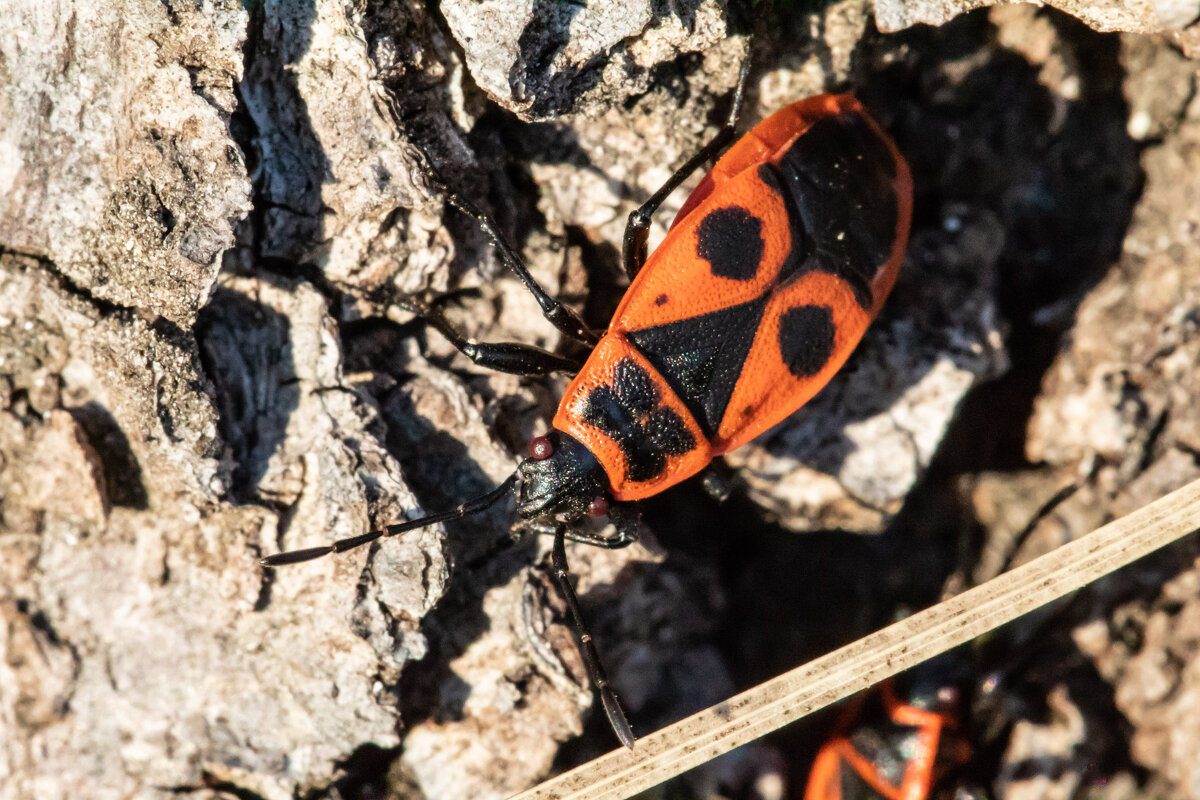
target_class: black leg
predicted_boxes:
[523,502,641,548]
[622,57,751,280]
[569,502,641,548]
[442,192,600,345]
[550,523,636,748]
[399,297,583,376]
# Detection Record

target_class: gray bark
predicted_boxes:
[3,1,1200,799]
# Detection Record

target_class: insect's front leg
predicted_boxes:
[548,523,636,748]
[398,296,584,377]
[521,501,641,549]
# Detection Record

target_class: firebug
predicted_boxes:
[262,59,913,748]
[805,680,967,800]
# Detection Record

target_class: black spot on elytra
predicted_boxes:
[696,206,764,282]
[581,359,695,483]
[654,294,669,306]
[778,305,836,378]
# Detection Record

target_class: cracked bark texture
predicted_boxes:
[874,0,1200,37]
[3,1,1200,800]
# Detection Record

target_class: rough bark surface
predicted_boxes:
[3,1,1200,800]
[0,0,251,326]
[875,0,1200,35]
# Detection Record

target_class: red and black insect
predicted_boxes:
[804,680,967,800]
[801,681,969,800]
[262,61,913,747]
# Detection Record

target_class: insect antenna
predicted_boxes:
[260,473,518,567]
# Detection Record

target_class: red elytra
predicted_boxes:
[553,94,912,501]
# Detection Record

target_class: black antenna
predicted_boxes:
[260,474,518,567]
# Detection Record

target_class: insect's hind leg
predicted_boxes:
[622,55,751,281]
[398,296,583,377]
[440,191,599,346]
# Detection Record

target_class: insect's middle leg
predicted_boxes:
[622,56,751,281]
[398,296,583,376]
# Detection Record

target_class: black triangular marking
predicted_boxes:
[627,296,769,438]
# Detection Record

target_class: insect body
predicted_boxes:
[805,681,963,800]
[264,72,912,748]
[544,95,911,504]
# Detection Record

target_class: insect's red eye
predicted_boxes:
[586,496,608,518]
[529,436,553,460]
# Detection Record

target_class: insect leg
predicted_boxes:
[622,56,751,280]
[523,502,641,548]
[568,502,641,548]
[442,192,599,345]
[550,523,636,748]
[400,297,584,376]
